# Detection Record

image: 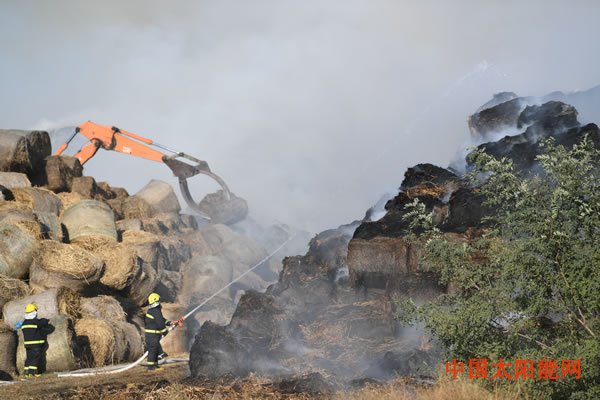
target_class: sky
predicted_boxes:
[1,1,599,233]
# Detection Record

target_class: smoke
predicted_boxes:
[1,1,599,233]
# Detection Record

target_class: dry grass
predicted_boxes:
[123,197,155,219]
[113,377,525,400]
[0,320,13,334]
[0,363,528,400]
[121,229,160,245]
[0,205,43,239]
[36,240,103,277]
[80,296,127,322]
[75,318,117,368]
[56,287,83,321]
[11,187,62,214]
[74,238,140,291]
[0,274,31,303]
[405,181,462,201]
[58,192,84,212]
[0,201,32,212]
[340,378,525,400]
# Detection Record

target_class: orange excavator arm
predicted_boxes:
[55,121,231,219]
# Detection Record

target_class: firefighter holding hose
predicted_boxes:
[144,293,183,370]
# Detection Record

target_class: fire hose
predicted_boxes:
[56,233,296,378]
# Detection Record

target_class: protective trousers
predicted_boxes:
[24,345,44,376]
[145,333,163,368]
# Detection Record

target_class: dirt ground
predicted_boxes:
[0,362,189,400]
[0,361,523,400]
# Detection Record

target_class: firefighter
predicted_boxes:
[144,293,182,370]
[18,304,51,377]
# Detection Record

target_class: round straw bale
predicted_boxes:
[57,192,83,211]
[182,230,212,257]
[29,241,104,294]
[127,263,160,305]
[197,190,248,225]
[0,275,31,314]
[122,230,168,273]
[0,172,31,189]
[198,223,237,253]
[0,223,39,279]
[35,211,62,241]
[2,287,81,329]
[71,176,98,199]
[222,234,269,268]
[74,318,115,368]
[0,207,43,239]
[155,270,181,302]
[72,237,140,291]
[61,199,117,242]
[123,180,180,219]
[115,218,142,234]
[160,237,192,272]
[16,315,79,373]
[179,213,198,230]
[44,155,82,193]
[140,212,185,235]
[0,130,51,185]
[110,322,129,363]
[115,321,144,361]
[80,296,126,322]
[160,303,189,355]
[10,187,62,215]
[180,256,233,306]
[0,201,31,213]
[105,321,144,363]
[0,321,17,379]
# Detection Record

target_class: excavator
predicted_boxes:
[54,120,241,221]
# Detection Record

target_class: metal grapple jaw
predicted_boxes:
[163,153,232,220]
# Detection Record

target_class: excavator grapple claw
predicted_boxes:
[54,121,243,222]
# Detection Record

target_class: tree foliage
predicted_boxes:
[397,137,600,399]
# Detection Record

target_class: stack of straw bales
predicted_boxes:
[0,129,285,378]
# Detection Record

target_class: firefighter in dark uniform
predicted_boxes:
[144,293,172,370]
[19,303,52,377]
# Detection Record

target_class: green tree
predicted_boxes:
[397,137,600,399]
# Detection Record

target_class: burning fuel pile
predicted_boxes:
[186,93,599,391]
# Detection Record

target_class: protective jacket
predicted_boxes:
[144,305,170,335]
[22,317,51,347]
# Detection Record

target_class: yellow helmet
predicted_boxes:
[148,293,160,305]
[25,303,38,313]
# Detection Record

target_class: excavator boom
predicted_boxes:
[55,121,231,219]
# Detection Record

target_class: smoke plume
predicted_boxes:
[1,1,599,233]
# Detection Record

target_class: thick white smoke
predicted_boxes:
[1,1,599,233]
